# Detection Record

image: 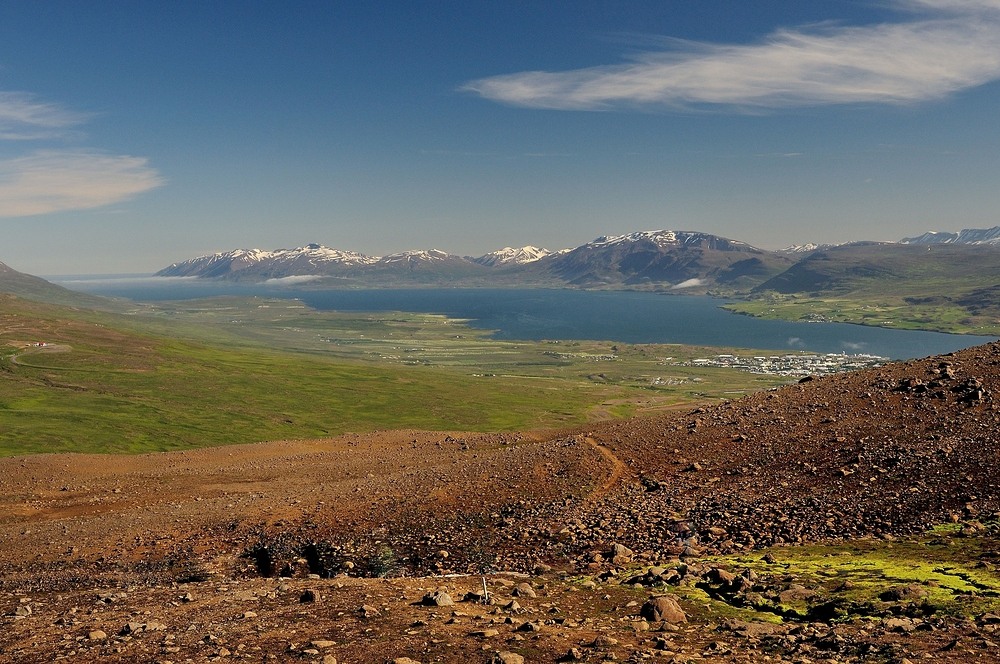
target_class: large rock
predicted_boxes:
[490,653,525,664]
[420,590,454,607]
[609,543,634,564]
[639,595,687,623]
[511,582,536,598]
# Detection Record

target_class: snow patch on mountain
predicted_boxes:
[671,278,706,290]
[378,249,453,264]
[900,226,1000,245]
[780,243,843,253]
[585,230,748,249]
[157,244,379,277]
[474,246,552,267]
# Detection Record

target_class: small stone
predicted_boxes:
[88,630,107,641]
[120,622,144,635]
[300,589,317,603]
[470,629,500,638]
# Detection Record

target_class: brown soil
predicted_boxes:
[4,343,1000,662]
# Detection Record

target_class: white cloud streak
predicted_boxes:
[462,0,1000,111]
[0,150,165,217]
[0,92,87,140]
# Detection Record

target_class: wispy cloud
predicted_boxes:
[0,86,164,217]
[462,0,1000,111]
[0,91,87,140]
[0,150,164,217]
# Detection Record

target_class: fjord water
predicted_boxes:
[57,278,996,360]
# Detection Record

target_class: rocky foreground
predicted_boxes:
[3,343,1000,662]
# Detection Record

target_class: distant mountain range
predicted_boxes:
[900,227,1000,245]
[156,226,1000,293]
[4,225,1000,315]
[156,230,795,291]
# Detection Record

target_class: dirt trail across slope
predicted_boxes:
[581,435,630,503]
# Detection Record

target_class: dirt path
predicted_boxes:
[9,343,71,366]
[582,435,629,502]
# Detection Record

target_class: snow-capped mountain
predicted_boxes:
[780,243,837,254]
[377,249,454,265]
[584,230,750,251]
[533,230,792,289]
[473,246,553,267]
[157,244,377,277]
[154,230,797,289]
[900,226,1000,245]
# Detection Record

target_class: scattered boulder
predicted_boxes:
[490,653,525,664]
[609,542,634,564]
[511,582,536,598]
[879,584,928,602]
[639,595,686,623]
[420,590,454,607]
[884,617,917,633]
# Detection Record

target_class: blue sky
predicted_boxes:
[2,0,1000,274]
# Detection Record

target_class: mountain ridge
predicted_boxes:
[155,230,794,291]
[158,225,1000,286]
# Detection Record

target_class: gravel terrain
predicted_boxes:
[3,343,1000,662]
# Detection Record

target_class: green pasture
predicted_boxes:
[0,295,790,456]
[726,296,1000,336]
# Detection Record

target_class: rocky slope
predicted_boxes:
[3,343,1000,662]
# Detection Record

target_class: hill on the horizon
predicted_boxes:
[0,261,112,309]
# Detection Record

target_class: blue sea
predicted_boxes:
[52,276,997,360]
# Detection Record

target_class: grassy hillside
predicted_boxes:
[0,262,116,310]
[0,295,791,456]
[730,243,1000,334]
